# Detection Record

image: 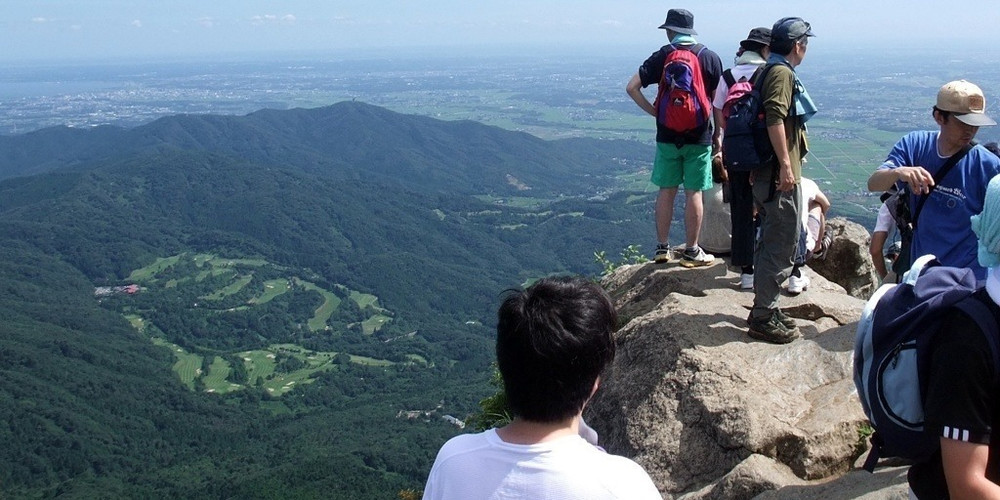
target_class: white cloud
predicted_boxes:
[31,17,48,24]
[196,17,215,28]
[250,14,296,26]
[131,19,142,28]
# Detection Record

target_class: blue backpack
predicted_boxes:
[853,254,1000,471]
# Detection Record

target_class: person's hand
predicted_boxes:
[896,166,935,195]
[777,162,795,192]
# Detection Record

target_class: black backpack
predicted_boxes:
[720,62,788,172]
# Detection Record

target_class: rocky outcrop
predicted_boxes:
[585,259,906,499]
[810,217,880,299]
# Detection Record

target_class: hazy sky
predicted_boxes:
[2,1,995,63]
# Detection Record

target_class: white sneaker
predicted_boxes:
[787,274,811,295]
[740,273,754,290]
[679,247,715,268]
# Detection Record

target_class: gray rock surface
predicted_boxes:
[585,259,905,499]
[809,217,880,299]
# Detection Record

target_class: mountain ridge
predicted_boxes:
[0,101,648,196]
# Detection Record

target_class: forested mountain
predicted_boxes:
[0,101,647,194]
[0,102,653,497]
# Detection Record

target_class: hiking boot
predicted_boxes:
[787,274,811,295]
[773,309,797,330]
[740,273,754,290]
[744,310,793,329]
[748,315,801,344]
[653,243,672,264]
[680,247,714,268]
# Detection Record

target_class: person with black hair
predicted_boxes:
[422,276,659,499]
[867,80,1000,280]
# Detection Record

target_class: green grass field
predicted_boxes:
[151,337,201,390]
[349,290,379,309]
[240,350,277,382]
[251,279,291,304]
[127,255,182,281]
[299,280,342,331]
[201,274,253,301]
[122,254,416,396]
[202,357,241,393]
[361,315,392,335]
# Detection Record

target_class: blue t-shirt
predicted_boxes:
[878,130,1000,279]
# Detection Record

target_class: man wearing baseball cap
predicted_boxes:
[867,80,1000,280]
[746,16,817,344]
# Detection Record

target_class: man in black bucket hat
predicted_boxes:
[627,8,722,268]
[657,8,697,34]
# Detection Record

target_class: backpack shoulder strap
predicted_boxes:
[722,69,736,88]
[912,143,974,226]
[752,62,778,88]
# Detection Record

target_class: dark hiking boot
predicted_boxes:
[748,314,801,344]
[773,309,797,330]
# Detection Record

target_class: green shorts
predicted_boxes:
[651,142,713,191]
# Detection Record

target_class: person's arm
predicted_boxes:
[762,68,795,192]
[940,438,1000,499]
[712,106,724,156]
[869,231,888,279]
[626,73,655,117]
[813,190,831,214]
[867,166,935,194]
[767,122,795,192]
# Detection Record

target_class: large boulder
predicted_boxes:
[585,260,905,498]
[809,217,879,299]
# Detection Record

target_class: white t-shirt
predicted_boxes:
[799,178,820,227]
[799,177,823,249]
[422,429,661,500]
[874,202,894,233]
[874,202,899,257]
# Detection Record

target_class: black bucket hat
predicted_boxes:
[658,9,697,35]
[740,27,771,48]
